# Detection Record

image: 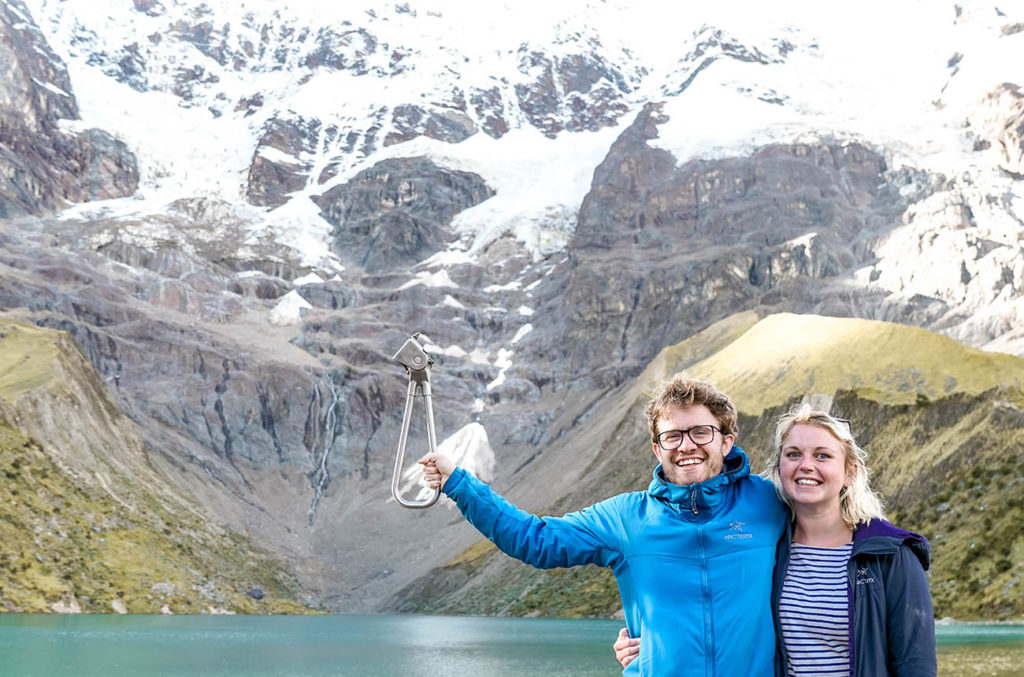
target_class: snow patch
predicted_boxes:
[254,198,341,270]
[293,272,325,286]
[484,280,521,293]
[398,269,458,291]
[511,324,533,344]
[486,348,515,390]
[420,338,468,359]
[468,348,489,365]
[420,247,475,268]
[22,0,1024,275]
[31,78,70,97]
[257,145,303,165]
[442,295,466,310]
[269,290,311,325]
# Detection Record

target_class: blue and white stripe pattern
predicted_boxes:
[779,542,853,676]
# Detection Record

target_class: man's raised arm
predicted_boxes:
[419,453,621,570]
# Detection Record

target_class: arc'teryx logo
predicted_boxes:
[856,567,876,585]
[724,521,752,541]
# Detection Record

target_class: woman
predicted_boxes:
[614,405,937,676]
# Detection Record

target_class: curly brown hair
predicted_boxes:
[644,374,738,443]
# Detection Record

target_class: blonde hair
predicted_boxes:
[764,403,885,529]
[644,374,738,442]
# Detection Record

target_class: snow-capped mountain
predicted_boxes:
[2,0,1024,612]
[18,0,1022,264]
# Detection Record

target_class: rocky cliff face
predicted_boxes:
[533,103,909,383]
[0,316,312,614]
[314,156,495,273]
[0,0,138,217]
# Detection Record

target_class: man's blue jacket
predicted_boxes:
[442,446,787,676]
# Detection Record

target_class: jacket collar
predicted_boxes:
[853,518,931,570]
[648,446,751,515]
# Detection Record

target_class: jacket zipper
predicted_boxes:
[692,488,713,677]
[847,556,856,677]
[697,521,715,677]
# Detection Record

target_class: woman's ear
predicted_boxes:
[844,461,859,489]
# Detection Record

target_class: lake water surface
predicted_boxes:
[0,614,1021,677]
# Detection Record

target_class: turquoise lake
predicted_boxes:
[0,614,1021,677]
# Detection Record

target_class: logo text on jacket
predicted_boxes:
[856,567,876,585]
[724,521,752,541]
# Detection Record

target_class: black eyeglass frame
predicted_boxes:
[655,425,722,451]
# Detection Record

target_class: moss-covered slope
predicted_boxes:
[392,312,1024,621]
[0,317,313,614]
[676,312,1024,412]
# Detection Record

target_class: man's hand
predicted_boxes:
[613,627,640,668]
[418,453,456,489]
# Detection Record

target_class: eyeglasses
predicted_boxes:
[833,418,853,435]
[655,425,721,451]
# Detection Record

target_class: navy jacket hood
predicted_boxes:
[854,518,931,571]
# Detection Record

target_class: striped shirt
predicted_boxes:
[779,542,853,676]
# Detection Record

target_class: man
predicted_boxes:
[420,374,786,676]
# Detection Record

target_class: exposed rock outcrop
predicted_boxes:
[247,114,324,207]
[384,103,476,146]
[513,48,635,138]
[530,103,912,384]
[313,156,495,273]
[0,0,138,217]
[968,82,1024,177]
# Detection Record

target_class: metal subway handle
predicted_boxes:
[391,334,441,509]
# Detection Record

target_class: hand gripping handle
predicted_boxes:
[391,334,440,509]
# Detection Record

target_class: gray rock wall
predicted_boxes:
[314,156,495,273]
[0,1,138,217]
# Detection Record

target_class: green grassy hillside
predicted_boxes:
[0,321,57,399]
[678,312,1024,413]
[394,313,1024,622]
[0,317,313,614]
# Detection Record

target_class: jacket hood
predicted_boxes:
[649,445,750,515]
[853,518,931,570]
